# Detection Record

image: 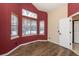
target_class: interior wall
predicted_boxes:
[0,3,47,55]
[68,3,79,16]
[48,4,68,44]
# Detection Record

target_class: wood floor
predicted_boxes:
[8,41,77,56]
[72,43,79,55]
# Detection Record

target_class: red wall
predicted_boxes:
[68,3,79,16]
[0,3,48,55]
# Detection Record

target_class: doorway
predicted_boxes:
[58,13,79,55]
[72,14,79,55]
[73,20,79,43]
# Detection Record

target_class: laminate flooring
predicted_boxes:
[8,41,77,56]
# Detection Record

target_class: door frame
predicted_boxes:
[69,12,79,18]
[58,12,79,50]
[69,12,79,49]
[73,20,79,43]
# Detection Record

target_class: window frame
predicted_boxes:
[30,19,37,35]
[22,17,37,37]
[22,9,37,37]
[22,17,31,36]
[11,12,19,40]
[39,20,45,35]
[22,9,37,19]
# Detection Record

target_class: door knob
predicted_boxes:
[69,43,71,45]
[59,33,61,35]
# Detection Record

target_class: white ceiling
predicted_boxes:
[33,3,65,12]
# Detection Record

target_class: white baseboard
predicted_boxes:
[48,39,59,45]
[1,39,78,56]
[1,40,47,56]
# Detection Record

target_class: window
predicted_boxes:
[22,18,37,36]
[22,18,31,36]
[22,9,37,19]
[31,20,37,34]
[22,9,37,36]
[11,13,18,39]
[39,20,44,34]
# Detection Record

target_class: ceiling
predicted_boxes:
[33,3,65,12]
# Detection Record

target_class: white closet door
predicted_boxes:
[59,18,72,50]
[74,21,79,43]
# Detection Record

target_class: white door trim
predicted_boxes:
[69,12,79,18]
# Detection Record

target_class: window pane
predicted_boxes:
[22,9,29,16]
[11,13,18,36]
[39,20,44,34]
[31,20,37,34]
[22,18,31,36]
[22,9,37,19]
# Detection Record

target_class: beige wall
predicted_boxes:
[48,4,68,44]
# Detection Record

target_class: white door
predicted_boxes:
[74,21,79,43]
[59,18,72,50]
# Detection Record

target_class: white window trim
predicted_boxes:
[22,31,37,37]
[11,35,19,40]
[30,20,37,35]
[11,12,19,39]
[22,34,31,37]
[22,9,37,19]
[39,20,45,35]
[22,18,31,36]
[30,33,37,35]
[39,32,45,35]
[22,34,37,37]
[39,30,45,35]
[22,18,37,37]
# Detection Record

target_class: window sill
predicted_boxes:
[22,35,27,37]
[30,34,37,35]
[11,35,19,40]
[22,34,37,37]
[39,34,45,35]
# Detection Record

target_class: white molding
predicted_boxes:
[48,39,59,45]
[69,12,79,18]
[48,39,78,55]
[1,39,78,56]
[21,40,47,46]
[11,35,19,40]
[1,40,47,56]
